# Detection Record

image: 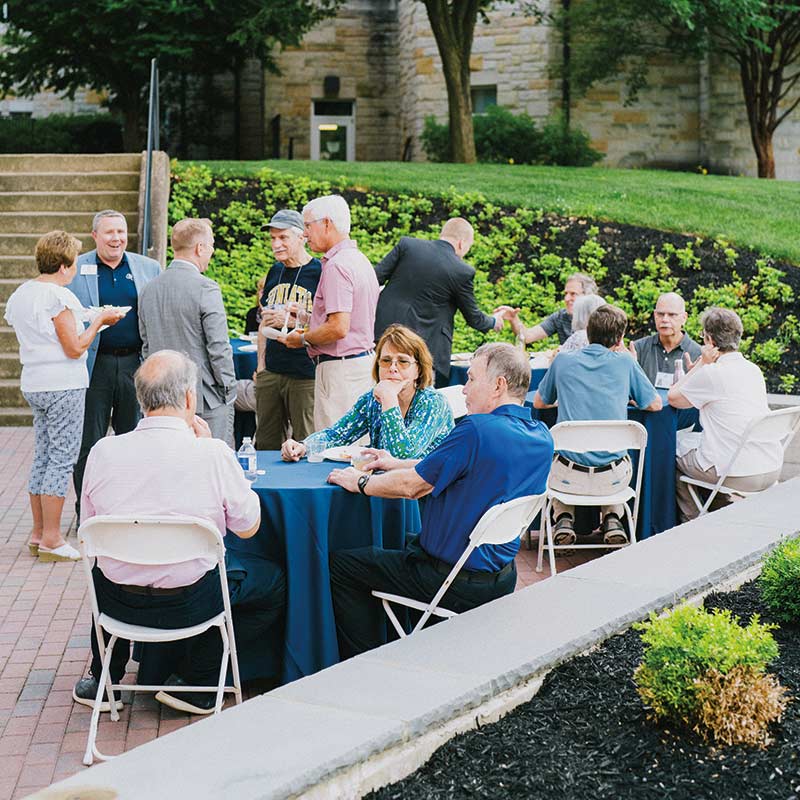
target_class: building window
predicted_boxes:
[311,100,356,161]
[471,85,497,115]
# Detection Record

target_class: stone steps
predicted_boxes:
[0,153,144,425]
[0,191,139,212]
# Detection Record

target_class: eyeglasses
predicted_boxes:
[378,356,417,369]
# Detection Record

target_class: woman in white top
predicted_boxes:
[561,293,605,353]
[4,231,124,561]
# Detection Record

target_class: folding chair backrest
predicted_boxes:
[743,406,800,450]
[549,420,648,454]
[78,515,224,566]
[469,494,547,547]
[437,385,468,420]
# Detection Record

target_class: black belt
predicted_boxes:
[555,454,626,474]
[427,552,514,584]
[116,572,207,596]
[313,350,373,365]
[98,346,141,357]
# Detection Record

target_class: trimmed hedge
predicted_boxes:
[0,113,123,154]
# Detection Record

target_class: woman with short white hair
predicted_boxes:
[561,293,606,352]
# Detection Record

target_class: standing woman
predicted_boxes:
[4,231,124,561]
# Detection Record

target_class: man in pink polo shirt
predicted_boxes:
[71,350,285,716]
[280,194,379,429]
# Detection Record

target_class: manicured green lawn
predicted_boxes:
[197,160,800,264]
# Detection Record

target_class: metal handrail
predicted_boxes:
[141,58,159,256]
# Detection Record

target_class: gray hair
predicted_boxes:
[134,351,197,412]
[700,307,743,352]
[571,293,606,332]
[565,272,598,295]
[302,195,351,236]
[92,209,127,232]
[474,342,531,401]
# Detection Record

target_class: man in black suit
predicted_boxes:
[374,218,505,387]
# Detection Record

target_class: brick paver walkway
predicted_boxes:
[0,426,588,799]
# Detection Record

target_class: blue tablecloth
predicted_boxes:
[226,452,421,683]
[449,362,548,393]
[231,337,257,380]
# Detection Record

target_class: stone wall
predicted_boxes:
[263,0,400,161]
[0,88,106,118]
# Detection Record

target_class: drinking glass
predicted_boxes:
[351,451,376,472]
[306,436,326,463]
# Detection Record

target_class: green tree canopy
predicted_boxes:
[0,0,344,150]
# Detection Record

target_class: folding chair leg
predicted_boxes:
[686,483,707,516]
[215,624,230,715]
[83,633,117,766]
[381,599,408,638]
[536,500,549,573]
[225,619,243,706]
[545,510,558,576]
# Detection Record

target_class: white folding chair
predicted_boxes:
[78,515,243,766]
[679,405,800,517]
[437,384,468,420]
[537,420,648,576]
[373,493,546,638]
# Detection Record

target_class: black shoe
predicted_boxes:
[602,514,628,545]
[552,514,576,546]
[72,676,123,712]
[155,674,221,715]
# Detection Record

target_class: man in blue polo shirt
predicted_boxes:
[67,210,161,518]
[327,342,554,659]
[534,303,661,547]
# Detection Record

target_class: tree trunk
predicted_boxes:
[752,129,776,179]
[120,96,144,152]
[441,57,476,163]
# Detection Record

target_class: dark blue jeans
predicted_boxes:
[90,552,286,684]
[329,536,516,660]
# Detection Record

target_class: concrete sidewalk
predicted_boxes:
[0,427,583,799]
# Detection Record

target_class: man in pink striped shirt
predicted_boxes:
[72,350,285,715]
[279,194,379,429]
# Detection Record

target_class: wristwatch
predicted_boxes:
[300,332,307,348]
[357,472,371,495]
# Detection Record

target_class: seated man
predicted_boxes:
[327,342,554,659]
[534,304,661,546]
[668,307,782,522]
[72,350,286,715]
[631,292,701,387]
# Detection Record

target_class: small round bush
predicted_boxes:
[759,536,800,623]
[634,604,784,745]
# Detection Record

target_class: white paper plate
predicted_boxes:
[260,327,283,340]
[321,444,363,462]
[238,343,257,353]
[90,305,132,316]
[238,333,258,342]
[450,352,473,363]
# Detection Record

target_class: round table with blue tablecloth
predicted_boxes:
[226,452,421,683]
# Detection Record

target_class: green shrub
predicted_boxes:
[0,113,123,154]
[634,604,779,726]
[420,107,603,167]
[759,536,800,623]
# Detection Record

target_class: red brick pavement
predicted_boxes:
[0,426,594,799]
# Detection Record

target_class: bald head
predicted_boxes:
[654,292,688,343]
[135,350,198,413]
[440,217,474,258]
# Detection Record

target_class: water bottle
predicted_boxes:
[673,359,685,384]
[237,437,257,480]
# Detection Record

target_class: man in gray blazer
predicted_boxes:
[138,218,236,444]
[67,209,161,512]
[374,218,505,388]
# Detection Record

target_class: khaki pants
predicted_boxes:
[549,455,632,521]
[676,448,780,522]
[254,369,315,451]
[313,355,374,430]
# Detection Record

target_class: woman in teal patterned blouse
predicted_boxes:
[281,324,453,461]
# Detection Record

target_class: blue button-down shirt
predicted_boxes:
[415,404,553,571]
[97,254,141,350]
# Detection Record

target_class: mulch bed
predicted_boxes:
[370,581,800,799]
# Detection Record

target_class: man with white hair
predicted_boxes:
[280,194,379,428]
[68,209,161,517]
[72,351,285,715]
[631,292,701,387]
[373,218,506,388]
[327,343,553,658]
[254,209,321,449]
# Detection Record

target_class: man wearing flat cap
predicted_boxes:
[254,209,322,449]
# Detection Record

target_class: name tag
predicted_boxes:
[80,263,97,276]
[655,371,673,389]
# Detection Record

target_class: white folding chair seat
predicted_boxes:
[679,405,800,517]
[537,420,648,576]
[373,493,546,638]
[78,515,243,766]
[437,384,468,420]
